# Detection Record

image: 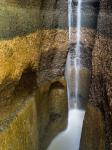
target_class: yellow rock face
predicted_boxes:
[0,29,67,150]
[0,28,95,84]
[0,28,109,150]
[0,96,38,150]
[0,32,41,83]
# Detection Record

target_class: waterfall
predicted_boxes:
[65,1,86,148]
[67,0,82,109]
[47,0,93,149]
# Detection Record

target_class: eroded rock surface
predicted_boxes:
[0,0,111,149]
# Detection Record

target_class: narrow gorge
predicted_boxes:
[0,0,111,150]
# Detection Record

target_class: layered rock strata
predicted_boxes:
[0,0,111,149]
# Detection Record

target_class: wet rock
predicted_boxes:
[80,104,105,150]
[35,78,68,150]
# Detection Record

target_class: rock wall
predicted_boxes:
[0,0,111,149]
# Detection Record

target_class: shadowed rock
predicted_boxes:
[0,0,111,149]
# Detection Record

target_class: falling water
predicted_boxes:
[64,1,86,147]
[47,0,90,150]
[67,0,82,109]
